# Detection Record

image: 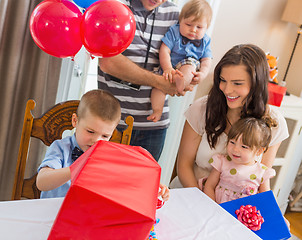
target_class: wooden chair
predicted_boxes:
[11,99,134,200]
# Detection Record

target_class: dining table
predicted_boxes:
[0,187,260,240]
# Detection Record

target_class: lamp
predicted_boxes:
[281,0,302,85]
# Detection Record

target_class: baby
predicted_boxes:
[148,0,212,122]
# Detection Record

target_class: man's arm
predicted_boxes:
[99,54,179,96]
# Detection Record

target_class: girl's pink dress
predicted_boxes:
[207,154,275,204]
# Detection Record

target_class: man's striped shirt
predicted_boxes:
[98,0,179,130]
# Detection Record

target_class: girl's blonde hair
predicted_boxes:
[179,0,212,26]
[227,117,277,152]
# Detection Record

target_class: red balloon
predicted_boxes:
[81,0,136,57]
[30,0,83,58]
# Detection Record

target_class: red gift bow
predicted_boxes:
[235,205,264,231]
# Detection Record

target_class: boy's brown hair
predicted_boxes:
[228,117,277,152]
[77,89,121,123]
[179,0,212,26]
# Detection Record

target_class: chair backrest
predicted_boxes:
[11,99,134,200]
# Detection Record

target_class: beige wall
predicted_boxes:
[195,0,302,99]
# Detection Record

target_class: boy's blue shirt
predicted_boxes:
[38,134,81,198]
[161,24,212,67]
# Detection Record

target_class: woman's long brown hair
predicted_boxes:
[205,44,269,148]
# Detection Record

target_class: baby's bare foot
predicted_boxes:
[174,75,185,93]
[147,111,162,122]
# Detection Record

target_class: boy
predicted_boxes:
[147,0,212,122]
[36,89,121,198]
[36,89,170,201]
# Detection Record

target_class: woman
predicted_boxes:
[170,44,289,189]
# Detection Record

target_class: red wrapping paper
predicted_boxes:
[48,140,161,240]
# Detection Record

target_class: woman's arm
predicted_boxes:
[203,168,220,201]
[177,121,202,188]
[261,142,281,168]
[36,167,71,191]
[99,54,178,96]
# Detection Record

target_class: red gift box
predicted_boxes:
[48,141,161,240]
[268,82,287,107]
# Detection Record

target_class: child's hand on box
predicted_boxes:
[158,183,170,201]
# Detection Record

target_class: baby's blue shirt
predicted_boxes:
[161,24,212,67]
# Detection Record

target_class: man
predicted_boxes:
[98,0,198,161]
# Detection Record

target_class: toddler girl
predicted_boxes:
[203,117,277,204]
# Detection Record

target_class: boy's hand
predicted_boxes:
[158,183,170,201]
[36,167,71,191]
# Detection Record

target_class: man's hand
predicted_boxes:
[157,74,179,96]
[176,84,194,96]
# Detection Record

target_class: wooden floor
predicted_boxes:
[285,211,302,239]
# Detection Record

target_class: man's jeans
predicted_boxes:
[129,128,167,162]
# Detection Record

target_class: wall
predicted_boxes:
[195,0,302,99]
